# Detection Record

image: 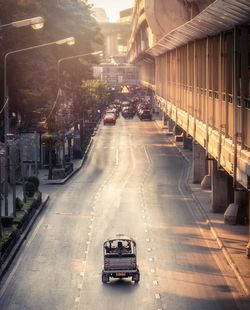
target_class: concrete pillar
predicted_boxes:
[183,132,193,150]
[167,119,175,132]
[192,142,207,184]
[162,113,168,126]
[201,160,212,190]
[174,124,183,135]
[211,160,234,212]
[174,125,183,142]
[224,185,249,225]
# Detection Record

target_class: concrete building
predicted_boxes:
[93,63,139,89]
[128,0,250,256]
[93,7,139,89]
[92,7,109,23]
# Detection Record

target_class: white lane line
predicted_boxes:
[143,145,152,164]
[80,272,84,277]
[86,241,90,244]
[155,293,161,299]
[147,247,152,252]
[116,148,119,165]
[151,269,155,273]
[153,280,158,285]
[145,229,148,233]
[78,284,82,290]
[146,238,150,242]
[75,297,80,303]
[89,225,92,229]
[149,258,153,262]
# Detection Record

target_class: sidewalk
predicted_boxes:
[0,139,93,217]
[39,138,93,185]
[154,118,250,296]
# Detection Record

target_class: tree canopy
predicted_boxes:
[0,0,103,135]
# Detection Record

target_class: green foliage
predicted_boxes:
[24,181,36,197]
[16,197,24,211]
[0,0,103,131]
[27,176,40,191]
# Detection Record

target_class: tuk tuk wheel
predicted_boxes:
[102,272,109,284]
[133,271,140,284]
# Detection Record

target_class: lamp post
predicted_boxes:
[57,51,103,83]
[0,16,45,234]
[56,51,103,168]
[0,16,44,30]
[2,36,75,215]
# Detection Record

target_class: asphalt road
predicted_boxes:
[0,116,249,310]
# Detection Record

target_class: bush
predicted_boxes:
[27,176,40,191]
[1,216,14,228]
[24,181,36,197]
[16,197,24,211]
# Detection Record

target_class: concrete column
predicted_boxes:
[211,160,234,212]
[192,142,207,184]
[183,132,193,150]
[167,119,175,132]
[174,124,183,142]
[162,113,168,126]
[224,184,249,225]
[201,160,212,190]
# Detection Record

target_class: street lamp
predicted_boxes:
[57,50,103,79]
[0,16,45,235]
[0,16,45,30]
[2,36,76,215]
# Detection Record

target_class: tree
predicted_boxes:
[0,0,103,136]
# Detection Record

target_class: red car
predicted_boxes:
[103,113,116,125]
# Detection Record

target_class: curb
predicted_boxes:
[43,138,94,185]
[190,189,250,296]
[0,194,50,282]
[175,142,250,296]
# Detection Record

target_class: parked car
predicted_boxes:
[139,109,152,121]
[103,113,116,125]
[102,234,140,284]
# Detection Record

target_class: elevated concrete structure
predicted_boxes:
[129,0,250,255]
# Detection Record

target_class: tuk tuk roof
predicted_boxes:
[104,234,136,244]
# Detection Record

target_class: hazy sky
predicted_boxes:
[89,0,134,22]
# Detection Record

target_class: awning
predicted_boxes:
[146,0,250,57]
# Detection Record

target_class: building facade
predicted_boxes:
[128,0,250,255]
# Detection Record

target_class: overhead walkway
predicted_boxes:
[128,0,250,256]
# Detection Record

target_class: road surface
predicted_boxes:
[0,116,249,310]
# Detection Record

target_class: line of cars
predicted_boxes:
[103,98,153,125]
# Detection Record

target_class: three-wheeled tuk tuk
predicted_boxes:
[102,234,140,284]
